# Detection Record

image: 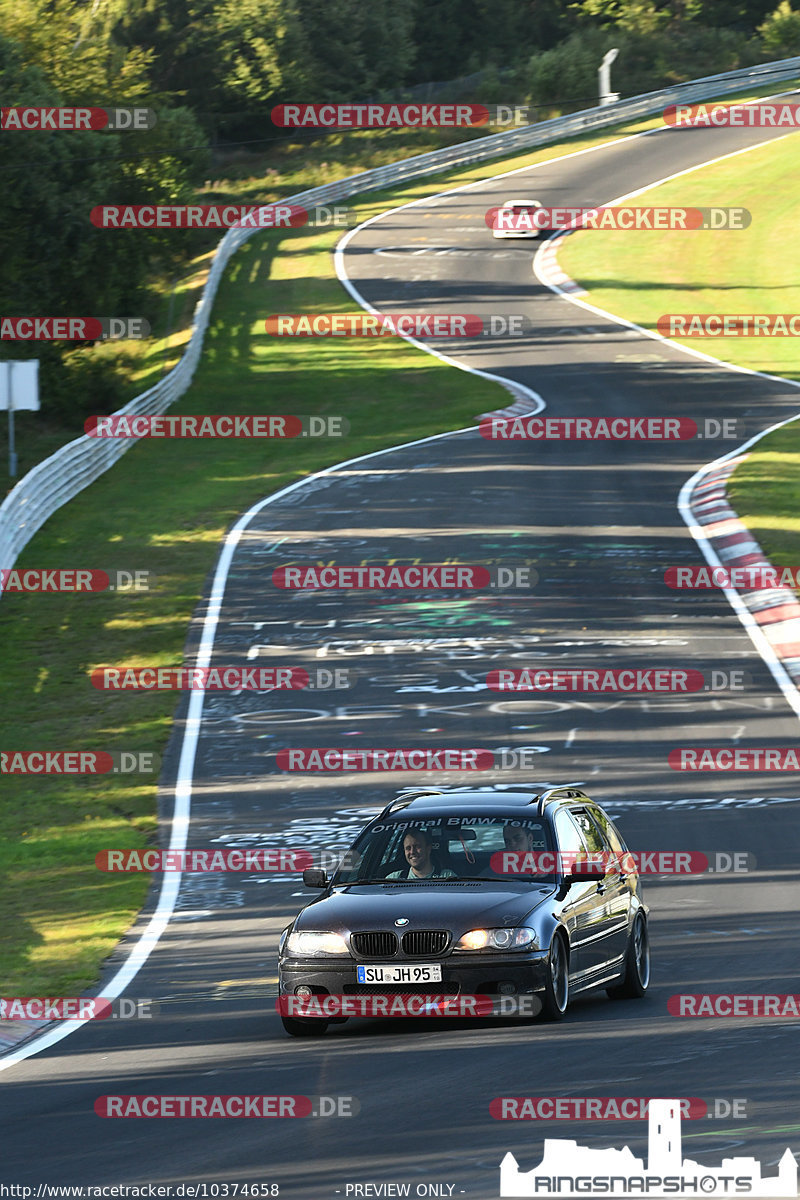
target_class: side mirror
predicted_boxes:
[302,868,328,888]
[565,865,606,883]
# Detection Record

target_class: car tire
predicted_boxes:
[280,1015,329,1037]
[540,933,570,1021]
[607,913,650,1000]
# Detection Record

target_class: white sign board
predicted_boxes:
[0,361,40,411]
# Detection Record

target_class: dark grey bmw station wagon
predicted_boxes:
[277,786,650,1036]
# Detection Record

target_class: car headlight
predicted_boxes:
[285,930,350,956]
[455,927,539,951]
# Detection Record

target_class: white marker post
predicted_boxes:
[599,48,620,106]
[0,361,40,477]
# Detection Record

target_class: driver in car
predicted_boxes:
[386,829,457,880]
[503,824,538,854]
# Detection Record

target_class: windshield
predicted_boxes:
[329,814,555,884]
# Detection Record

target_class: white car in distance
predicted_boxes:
[491,199,544,239]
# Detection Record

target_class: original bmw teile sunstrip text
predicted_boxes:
[500,1100,798,1197]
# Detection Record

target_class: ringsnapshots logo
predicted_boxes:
[664,100,800,127]
[499,1098,798,1197]
[0,317,150,340]
[272,563,536,590]
[85,415,348,438]
[1,107,156,130]
[485,205,750,233]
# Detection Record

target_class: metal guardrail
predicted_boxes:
[2,55,799,582]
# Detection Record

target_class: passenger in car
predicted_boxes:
[386,829,457,880]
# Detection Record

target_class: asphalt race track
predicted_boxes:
[2,113,800,1199]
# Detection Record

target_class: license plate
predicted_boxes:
[356,963,443,984]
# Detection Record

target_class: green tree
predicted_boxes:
[757,0,800,52]
[0,0,153,102]
[0,25,208,422]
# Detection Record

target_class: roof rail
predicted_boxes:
[377,789,445,819]
[534,786,588,816]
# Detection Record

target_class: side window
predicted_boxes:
[570,808,608,854]
[554,808,587,855]
[590,807,627,857]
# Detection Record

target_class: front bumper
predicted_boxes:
[278,951,550,1004]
